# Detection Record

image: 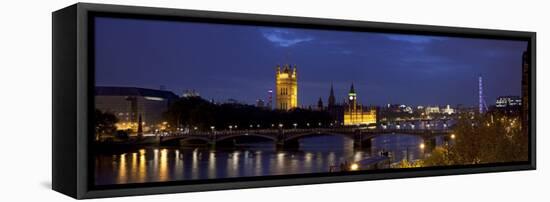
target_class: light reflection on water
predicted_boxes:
[95,133,443,185]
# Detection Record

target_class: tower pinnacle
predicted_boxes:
[328,83,336,108]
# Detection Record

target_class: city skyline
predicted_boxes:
[95,16,527,107]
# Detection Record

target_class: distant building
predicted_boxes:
[382,104,413,114]
[385,104,402,113]
[256,99,265,108]
[317,97,324,111]
[442,105,455,115]
[224,98,244,105]
[402,105,413,114]
[425,106,440,115]
[496,96,521,108]
[343,84,377,126]
[495,96,522,114]
[275,64,298,110]
[267,89,273,110]
[95,86,179,132]
[182,89,200,98]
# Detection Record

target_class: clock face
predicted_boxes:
[349,96,354,100]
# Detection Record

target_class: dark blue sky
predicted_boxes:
[95,17,527,107]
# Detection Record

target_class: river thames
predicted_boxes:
[94,133,444,185]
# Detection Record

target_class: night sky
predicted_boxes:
[95,17,527,107]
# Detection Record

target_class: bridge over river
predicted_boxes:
[156,128,451,148]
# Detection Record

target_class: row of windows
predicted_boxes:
[279,88,295,95]
[280,102,289,109]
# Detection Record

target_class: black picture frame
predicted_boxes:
[52,2,536,199]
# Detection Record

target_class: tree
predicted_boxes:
[423,112,528,167]
[394,159,423,168]
[423,147,454,166]
[95,109,118,141]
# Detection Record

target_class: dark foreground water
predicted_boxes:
[94,134,443,185]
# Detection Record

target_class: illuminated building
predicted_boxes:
[495,96,521,114]
[343,84,377,126]
[95,86,178,132]
[496,96,521,108]
[442,105,455,115]
[424,106,440,115]
[275,64,298,110]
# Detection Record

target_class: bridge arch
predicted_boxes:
[284,131,354,142]
[160,136,211,144]
[215,133,277,143]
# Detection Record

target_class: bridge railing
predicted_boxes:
[158,127,451,138]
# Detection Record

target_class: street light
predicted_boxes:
[419,143,426,159]
[229,125,233,132]
[350,163,359,171]
[210,126,215,134]
[293,123,297,129]
[451,134,456,139]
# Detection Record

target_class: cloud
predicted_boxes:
[260,29,314,47]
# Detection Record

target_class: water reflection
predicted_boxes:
[95,133,444,185]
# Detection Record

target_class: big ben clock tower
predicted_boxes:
[348,83,357,111]
[343,83,377,126]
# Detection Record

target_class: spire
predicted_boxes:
[328,83,336,107]
[349,83,356,94]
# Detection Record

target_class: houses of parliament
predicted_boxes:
[275,64,377,126]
